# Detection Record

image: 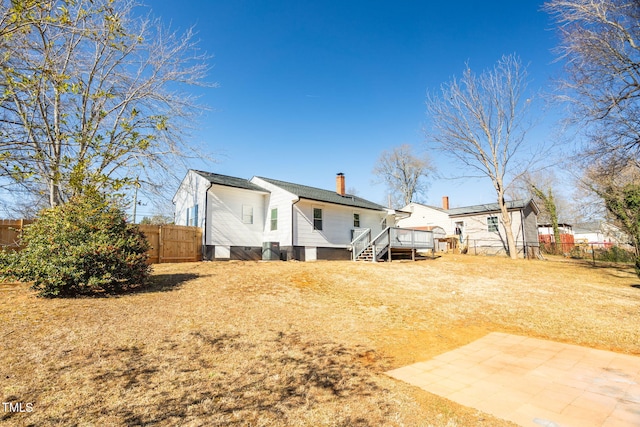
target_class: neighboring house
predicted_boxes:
[397,197,540,257]
[573,221,631,248]
[173,170,401,261]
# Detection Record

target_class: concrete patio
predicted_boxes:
[386,332,640,427]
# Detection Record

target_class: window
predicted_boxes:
[242,205,253,224]
[353,213,360,228]
[382,218,387,229]
[313,208,323,230]
[270,208,278,231]
[187,204,198,226]
[487,216,499,232]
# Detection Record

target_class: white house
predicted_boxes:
[573,221,631,248]
[173,170,401,261]
[397,197,540,257]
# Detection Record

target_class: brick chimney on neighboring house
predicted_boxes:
[442,196,450,210]
[336,173,346,196]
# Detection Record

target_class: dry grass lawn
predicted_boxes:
[1,254,639,426]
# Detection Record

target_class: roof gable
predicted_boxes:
[402,202,448,214]
[255,176,387,211]
[192,170,268,193]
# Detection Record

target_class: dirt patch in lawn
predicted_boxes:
[1,255,638,426]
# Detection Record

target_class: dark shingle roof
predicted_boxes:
[192,170,268,193]
[447,199,535,216]
[255,176,387,211]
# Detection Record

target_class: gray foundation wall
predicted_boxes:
[204,245,350,261]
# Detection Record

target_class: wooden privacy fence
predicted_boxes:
[138,224,202,264]
[0,220,202,264]
[0,219,34,250]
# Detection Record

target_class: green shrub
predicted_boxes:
[594,246,636,263]
[568,245,585,259]
[0,192,151,297]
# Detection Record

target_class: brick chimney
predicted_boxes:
[336,173,346,196]
[442,196,450,210]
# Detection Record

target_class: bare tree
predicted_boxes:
[544,0,640,164]
[545,0,640,275]
[0,0,214,207]
[425,54,534,259]
[372,144,435,207]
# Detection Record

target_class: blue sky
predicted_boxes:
[144,0,563,214]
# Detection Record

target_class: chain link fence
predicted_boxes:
[461,239,541,258]
[540,241,636,265]
[457,238,636,264]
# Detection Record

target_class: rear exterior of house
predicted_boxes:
[252,176,393,260]
[173,170,270,260]
[174,170,396,261]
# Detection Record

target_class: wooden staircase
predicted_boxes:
[355,244,388,262]
[355,246,373,261]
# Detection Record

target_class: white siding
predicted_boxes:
[293,200,387,247]
[455,210,527,254]
[250,177,297,246]
[538,225,573,235]
[396,203,453,234]
[574,231,603,244]
[206,184,267,247]
[173,170,209,229]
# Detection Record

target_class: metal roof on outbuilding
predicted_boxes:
[447,199,538,217]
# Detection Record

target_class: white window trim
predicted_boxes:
[353,212,361,228]
[242,205,254,224]
[313,207,323,231]
[270,207,278,231]
[187,204,199,227]
[487,216,499,233]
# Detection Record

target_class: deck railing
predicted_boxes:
[389,227,434,249]
[351,227,435,261]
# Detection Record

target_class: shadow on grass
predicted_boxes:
[567,258,636,277]
[41,273,201,298]
[22,331,392,426]
[632,284,640,289]
[127,273,199,294]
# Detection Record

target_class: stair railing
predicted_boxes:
[369,226,391,260]
[350,228,371,261]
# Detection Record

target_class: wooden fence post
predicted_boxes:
[194,228,198,261]
[158,225,164,264]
